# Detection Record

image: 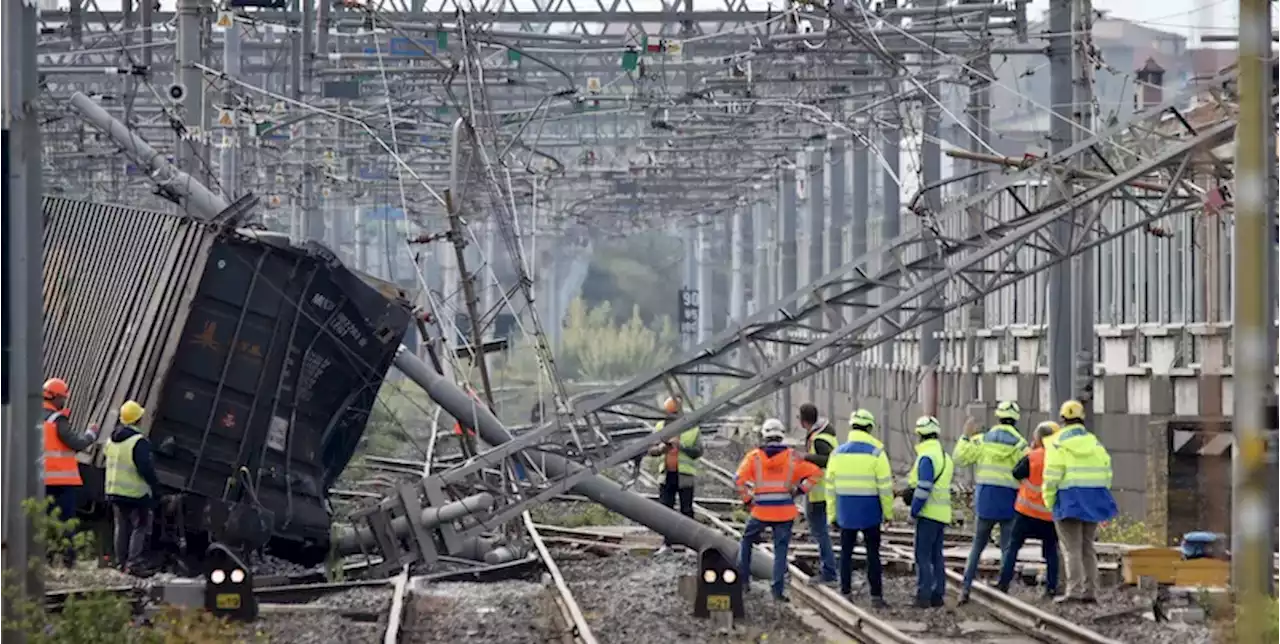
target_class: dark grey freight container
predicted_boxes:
[43,197,413,560]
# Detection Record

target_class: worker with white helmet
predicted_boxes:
[907,416,953,608]
[1043,400,1117,604]
[647,395,703,554]
[952,400,1028,604]
[105,400,162,575]
[734,418,822,602]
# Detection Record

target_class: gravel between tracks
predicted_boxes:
[1005,583,1216,644]
[558,549,826,643]
[250,587,391,643]
[402,580,560,644]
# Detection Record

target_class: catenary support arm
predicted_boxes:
[392,348,777,580]
[66,92,230,218]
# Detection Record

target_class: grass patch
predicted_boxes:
[1097,515,1158,545]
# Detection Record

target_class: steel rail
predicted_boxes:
[633,466,912,644]
[383,565,411,644]
[881,545,1122,644]
[523,513,599,644]
[699,458,1119,644]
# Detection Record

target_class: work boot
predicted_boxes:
[772,594,790,604]
[1041,588,1058,601]
[871,596,889,609]
[913,597,932,609]
[930,596,946,608]
[957,591,970,606]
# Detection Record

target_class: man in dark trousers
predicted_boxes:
[648,396,703,554]
[799,402,839,585]
[104,400,163,575]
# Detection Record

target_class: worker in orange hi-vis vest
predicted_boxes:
[734,418,822,603]
[996,421,1062,598]
[452,388,484,457]
[41,377,101,565]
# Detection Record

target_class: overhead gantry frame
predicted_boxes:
[431,67,1261,531]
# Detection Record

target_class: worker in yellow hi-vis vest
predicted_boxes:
[105,400,162,576]
[647,396,703,554]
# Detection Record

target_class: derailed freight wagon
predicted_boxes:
[43,197,413,564]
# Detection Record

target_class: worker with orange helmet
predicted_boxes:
[647,395,703,554]
[41,377,100,565]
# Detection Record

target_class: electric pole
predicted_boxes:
[3,0,48,626]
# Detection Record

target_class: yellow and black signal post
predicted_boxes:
[694,546,744,621]
[204,543,258,621]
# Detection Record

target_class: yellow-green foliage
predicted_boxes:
[500,298,677,383]
[1096,514,1158,545]
[3,498,246,643]
[531,502,625,528]
[1211,594,1280,644]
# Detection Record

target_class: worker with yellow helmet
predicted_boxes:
[647,395,703,553]
[105,400,162,575]
[1042,400,1117,604]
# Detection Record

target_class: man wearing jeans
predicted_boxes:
[952,401,1027,604]
[798,402,838,586]
[825,409,893,607]
[908,416,954,608]
[735,419,822,602]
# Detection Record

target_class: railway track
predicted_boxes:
[693,458,1122,644]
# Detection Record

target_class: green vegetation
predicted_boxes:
[530,502,626,528]
[1096,514,1158,545]
[497,297,678,384]
[580,233,685,329]
[2,498,246,643]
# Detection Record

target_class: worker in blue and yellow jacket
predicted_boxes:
[824,409,892,607]
[952,400,1028,604]
[1043,400,1117,604]
[907,416,953,608]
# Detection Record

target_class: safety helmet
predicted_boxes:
[120,400,145,426]
[994,400,1021,422]
[1058,399,1085,422]
[849,408,876,430]
[760,418,787,441]
[43,378,70,400]
[1033,420,1060,444]
[662,397,681,414]
[914,416,941,436]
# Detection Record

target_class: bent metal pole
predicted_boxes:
[392,347,776,580]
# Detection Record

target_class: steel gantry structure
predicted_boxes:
[12,0,1279,628]
[412,65,1257,531]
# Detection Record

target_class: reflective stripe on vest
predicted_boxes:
[972,425,1024,489]
[104,433,152,499]
[806,430,838,502]
[654,421,701,476]
[43,408,84,486]
[742,449,805,522]
[1015,448,1053,521]
[908,440,953,524]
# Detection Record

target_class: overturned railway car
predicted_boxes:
[43,197,413,564]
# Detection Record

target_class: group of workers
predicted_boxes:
[648,394,1118,608]
[37,377,161,574]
